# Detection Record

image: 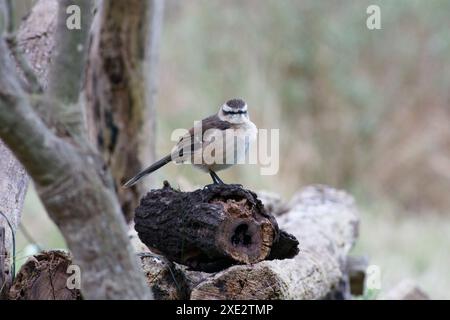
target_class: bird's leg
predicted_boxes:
[209,170,225,185]
[209,170,220,184]
[214,173,225,184]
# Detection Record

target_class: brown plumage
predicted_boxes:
[123,99,256,187]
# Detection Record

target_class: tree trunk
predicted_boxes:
[15,0,165,222]
[16,0,56,89]
[0,140,28,298]
[0,0,155,299]
[85,0,164,221]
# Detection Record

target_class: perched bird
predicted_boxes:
[123,98,257,187]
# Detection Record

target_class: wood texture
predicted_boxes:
[9,251,80,300]
[9,185,359,300]
[15,0,165,221]
[0,228,7,298]
[0,0,153,299]
[85,0,164,221]
[190,185,359,299]
[135,182,298,272]
[16,0,56,89]
[136,185,359,300]
[0,140,28,298]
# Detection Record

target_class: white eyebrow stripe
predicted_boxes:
[222,104,234,112]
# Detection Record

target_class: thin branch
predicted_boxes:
[0,39,70,183]
[47,0,94,139]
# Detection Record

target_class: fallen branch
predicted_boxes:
[134,182,299,272]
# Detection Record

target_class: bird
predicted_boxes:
[123,98,257,187]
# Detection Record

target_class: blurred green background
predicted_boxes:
[17,0,450,298]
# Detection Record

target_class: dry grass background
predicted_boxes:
[16,0,450,298]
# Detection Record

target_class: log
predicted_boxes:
[139,253,190,300]
[135,182,299,272]
[9,185,359,300]
[9,251,80,300]
[16,0,165,222]
[190,185,359,299]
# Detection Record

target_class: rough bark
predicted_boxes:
[16,0,57,89]
[134,182,299,272]
[0,140,28,298]
[14,0,165,221]
[345,255,368,296]
[85,0,164,221]
[0,0,152,299]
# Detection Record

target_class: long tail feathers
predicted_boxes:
[122,155,172,188]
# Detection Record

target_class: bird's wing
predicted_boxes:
[171,114,231,163]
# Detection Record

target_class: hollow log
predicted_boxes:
[134,182,298,272]
[135,184,359,300]
[189,185,359,299]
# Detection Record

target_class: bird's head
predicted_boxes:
[218,98,249,124]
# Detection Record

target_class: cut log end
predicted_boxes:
[9,251,80,300]
[214,198,274,264]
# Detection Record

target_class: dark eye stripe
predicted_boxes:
[223,110,247,115]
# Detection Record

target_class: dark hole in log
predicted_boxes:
[231,224,252,247]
